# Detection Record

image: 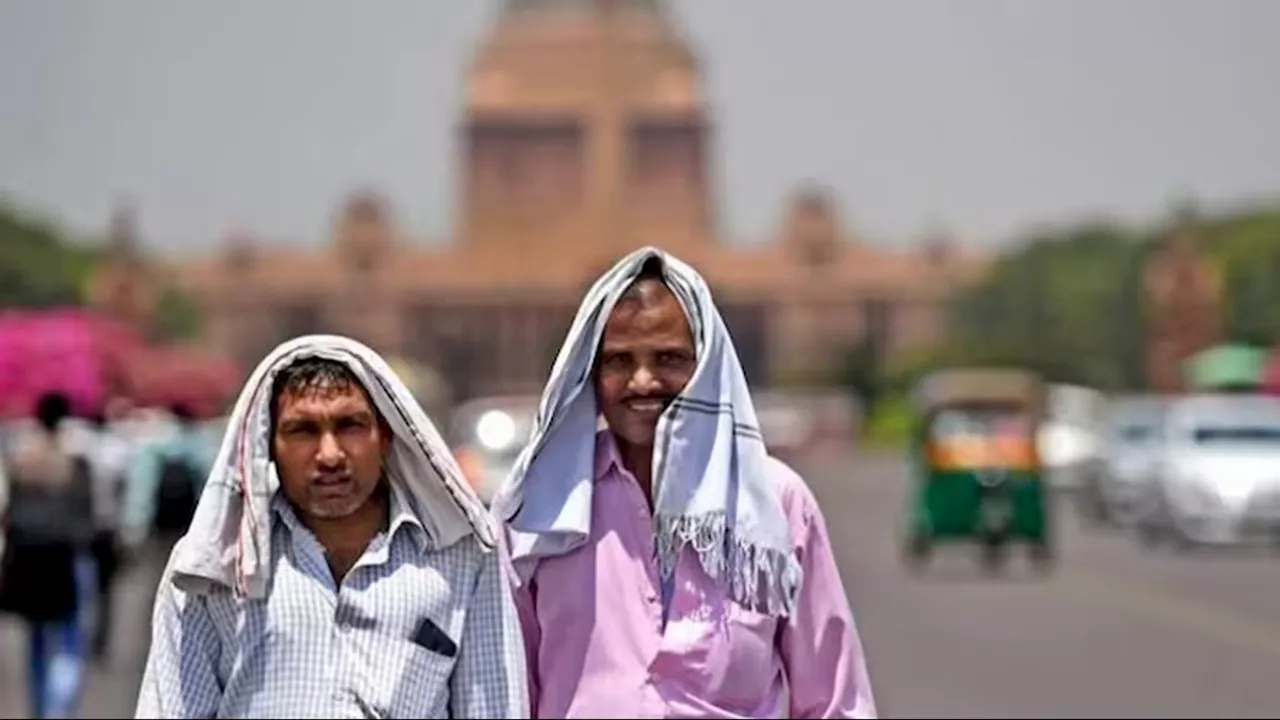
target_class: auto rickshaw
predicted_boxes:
[902,367,1054,572]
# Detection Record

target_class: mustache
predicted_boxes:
[622,394,675,405]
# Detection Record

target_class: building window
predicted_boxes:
[716,297,770,385]
[629,118,705,192]
[279,303,321,340]
[351,250,375,276]
[801,238,834,269]
[862,298,893,359]
[468,119,584,207]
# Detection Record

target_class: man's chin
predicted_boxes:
[306,497,366,521]
[613,427,658,450]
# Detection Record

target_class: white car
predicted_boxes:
[1080,395,1169,527]
[1135,393,1280,548]
[1039,384,1106,492]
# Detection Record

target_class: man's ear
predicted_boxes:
[378,418,393,455]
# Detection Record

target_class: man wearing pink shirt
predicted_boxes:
[492,247,877,719]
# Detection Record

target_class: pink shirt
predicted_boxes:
[509,431,877,719]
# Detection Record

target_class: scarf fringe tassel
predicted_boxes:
[655,511,802,618]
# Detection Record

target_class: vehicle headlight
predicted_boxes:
[1211,478,1254,505]
[475,410,517,452]
[1172,473,1217,504]
[1108,458,1144,481]
[1176,474,1253,510]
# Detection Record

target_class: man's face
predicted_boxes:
[595,279,696,448]
[272,379,390,522]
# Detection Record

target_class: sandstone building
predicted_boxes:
[98,0,990,398]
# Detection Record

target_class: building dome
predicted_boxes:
[503,0,664,16]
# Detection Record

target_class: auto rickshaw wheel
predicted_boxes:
[1169,528,1196,554]
[979,536,1008,572]
[1027,539,1055,572]
[1135,518,1166,549]
[1074,486,1110,528]
[903,533,933,569]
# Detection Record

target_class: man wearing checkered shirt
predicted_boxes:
[134,338,529,719]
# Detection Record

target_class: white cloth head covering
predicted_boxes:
[167,334,494,599]
[491,247,801,617]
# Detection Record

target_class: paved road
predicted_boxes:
[821,453,1280,719]
[3,453,1279,718]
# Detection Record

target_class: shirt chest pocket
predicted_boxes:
[363,633,458,719]
[678,592,780,694]
[722,602,778,677]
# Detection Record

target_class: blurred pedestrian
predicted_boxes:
[119,402,215,552]
[82,405,135,661]
[0,391,98,719]
[118,400,217,624]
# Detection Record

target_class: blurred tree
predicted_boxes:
[941,202,1280,393]
[0,199,101,308]
[946,220,1146,391]
[148,285,203,342]
[0,198,205,341]
[838,338,882,416]
[1203,207,1280,347]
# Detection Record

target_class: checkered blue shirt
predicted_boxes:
[134,485,529,719]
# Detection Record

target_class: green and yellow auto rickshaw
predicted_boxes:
[902,368,1054,572]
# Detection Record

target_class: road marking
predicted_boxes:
[1069,567,1280,658]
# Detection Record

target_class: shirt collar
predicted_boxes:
[593,429,624,480]
[386,479,429,554]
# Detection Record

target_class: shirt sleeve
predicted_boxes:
[448,535,532,719]
[778,477,878,719]
[134,580,224,719]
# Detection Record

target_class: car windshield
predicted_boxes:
[1112,422,1160,444]
[930,406,1030,440]
[1192,425,1280,445]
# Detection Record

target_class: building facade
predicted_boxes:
[1143,219,1223,392]
[101,0,991,398]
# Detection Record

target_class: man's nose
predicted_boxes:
[628,365,662,394]
[316,431,345,467]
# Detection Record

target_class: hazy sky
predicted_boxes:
[2,0,1277,256]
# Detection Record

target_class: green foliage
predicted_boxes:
[0,198,102,308]
[0,197,204,340]
[1204,207,1280,346]
[837,201,1280,448]
[838,339,882,412]
[149,284,203,342]
[861,393,915,449]
[947,221,1149,391]
[938,202,1280,393]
